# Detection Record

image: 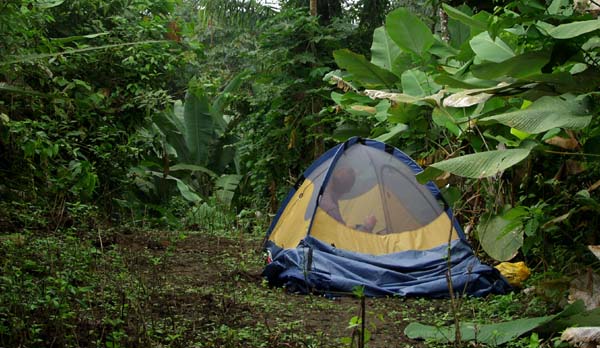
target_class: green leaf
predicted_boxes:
[478,210,525,261]
[405,316,554,345]
[442,4,487,31]
[215,174,242,207]
[175,179,202,203]
[386,8,435,56]
[169,164,217,177]
[154,109,191,163]
[364,89,443,107]
[332,123,370,142]
[415,166,444,185]
[2,40,167,65]
[35,0,65,9]
[405,301,587,345]
[432,107,462,136]
[211,70,248,127]
[374,123,408,142]
[184,88,215,165]
[371,27,401,72]
[333,49,398,88]
[481,96,591,134]
[429,148,532,179]
[537,19,600,39]
[471,51,550,79]
[469,32,515,63]
[148,171,202,203]
[401,69,441,97]
[0,82,47,97]
[50,32,110,44]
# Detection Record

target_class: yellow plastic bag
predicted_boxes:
[495,261,531,287]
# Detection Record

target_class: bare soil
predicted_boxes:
[111,230,435,347]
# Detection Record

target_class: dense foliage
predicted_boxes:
[1,0,600,346]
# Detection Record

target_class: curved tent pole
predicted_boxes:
[305,137,361,236]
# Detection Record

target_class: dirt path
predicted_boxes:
[113,230,431,347]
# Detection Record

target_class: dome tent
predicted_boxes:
[262,137,510,297]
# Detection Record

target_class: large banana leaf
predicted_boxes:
[148,171,202,203]
[215,174,243,207]
[405,301,590,345]
[153,110,191,163]
[417,147,533,180]
[401,69,441,97]
[370,27,401,72]
[481,96,591,134]
[333,49,398,88]
[184,88,215,166]
[477,210,525,261]
[385,8,434,56]
[469,32,515,63]
[442,3,487,32]
[471,51,550,80]
[210,71,248,131]
[537,19,600,39]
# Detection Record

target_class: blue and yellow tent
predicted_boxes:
[263,137,510,297]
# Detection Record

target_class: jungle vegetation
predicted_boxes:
[1,0,599,346]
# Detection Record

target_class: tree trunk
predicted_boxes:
[310,0,317,16]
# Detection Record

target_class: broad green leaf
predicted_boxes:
[371,27,401,72]
[215,174,242,207]
[537,19,600,39]
[333,49,398,88]
[406,301,588,345]
[447,5,473,49]
[469,32,515,63]
[405,316,554,345]
[432,108,462,136]
[481,96,591,134]
[148,171,202,203]
[435,73,499,89]
[386,8,435,56]
[374,123,409,142]
[374,100,391,122]
[154,109,191,163]
[175,179,202,203]
[415,166,444,185]
[429,37,461,59]
[442,4,487,31]
[478,211,524,261]
[471,51,550,79]
[184,88,215,165]
[429,148,532,179]
[401,69,441,97]
[211,70,248,129]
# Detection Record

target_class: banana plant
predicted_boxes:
[327,2,600,260]
[134,72,247,205]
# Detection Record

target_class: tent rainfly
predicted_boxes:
[262,137,511,297]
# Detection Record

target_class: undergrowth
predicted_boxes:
[0,205,566,348]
